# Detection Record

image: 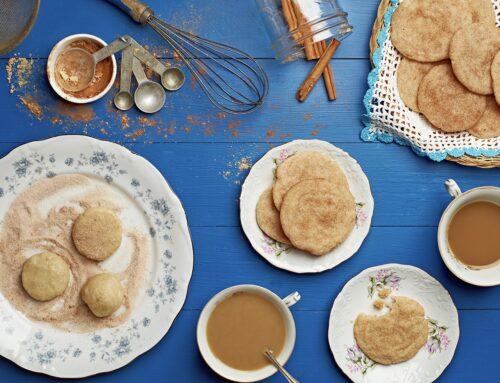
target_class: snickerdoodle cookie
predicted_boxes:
[22,252,70,301]
[468,97,500,139]
[81,273,124,317]
[492,51,500,107]
[418,63,486,132]
[450,22,500,95]
[256,187,291,244]
[72,207,122,261]
[397,58,437,112]
[391,0,469,62]
[280,179,355,256]
[354,296,428,365]
[273,151,348,210]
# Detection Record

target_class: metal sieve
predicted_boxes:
[0,0,40,55]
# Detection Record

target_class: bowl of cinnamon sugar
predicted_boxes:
[47,34,117,104]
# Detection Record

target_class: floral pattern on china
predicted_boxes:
[329,264,459,383]
[240,139,374,273]
[0,136,193,378]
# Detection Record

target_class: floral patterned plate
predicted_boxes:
[0,136,193,378]
[240,140,374,273]
[328,264,459,383]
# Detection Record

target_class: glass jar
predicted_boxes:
[256,0,353,62]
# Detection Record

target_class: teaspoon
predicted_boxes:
[264,350,299,383]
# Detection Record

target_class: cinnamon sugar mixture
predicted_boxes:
[0,174,150,332]
[55,39,113,99]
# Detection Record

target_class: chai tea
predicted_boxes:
[447,201,500,268]
[206,291,286,371]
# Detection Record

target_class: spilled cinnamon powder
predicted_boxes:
[19,96,42,119]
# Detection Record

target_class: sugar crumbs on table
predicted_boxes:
[51,116,62,125]
[217,112,226,119]
[121,114,130,129]
[137,116,159,126]
[6,57,34,94]
[236,157,252,171]
[187,115,200,125]
[126,128,146,139]
[19,96,42,119]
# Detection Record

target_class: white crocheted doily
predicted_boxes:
[362,0,500,161]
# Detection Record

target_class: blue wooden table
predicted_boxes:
[1,0,499,381]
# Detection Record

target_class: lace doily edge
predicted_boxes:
[361,0,500,163]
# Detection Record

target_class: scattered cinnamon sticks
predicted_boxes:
[296,39,340,102]
[281,0,338,102]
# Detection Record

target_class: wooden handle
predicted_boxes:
[105,0,152,24]
[296,39,340,102]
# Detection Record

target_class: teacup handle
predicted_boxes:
[282,292,301,307]
[445,179,462,199]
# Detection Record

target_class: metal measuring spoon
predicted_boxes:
[129,38,185,91]
[56,36,131,92]
[132,57,166,114]
[114,46,134,110]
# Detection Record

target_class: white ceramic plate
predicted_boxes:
[328,264,459,383]
[0,136,193,378]
[240,140,374,273]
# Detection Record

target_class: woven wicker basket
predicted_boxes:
[369,0,500,168]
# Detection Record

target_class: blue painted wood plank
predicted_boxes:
[0,310,497,382]
[0,143,498,229]
[0,58,371,143]
[1,0,379,60]
[186,226,500,311]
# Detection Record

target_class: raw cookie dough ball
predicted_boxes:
[22,252,70,301]
[72,207,122,261]
[81,273,124,318]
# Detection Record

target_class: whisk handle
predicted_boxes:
[105,0,153,24]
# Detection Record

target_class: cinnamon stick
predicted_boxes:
[290,0,317,60]
[317,40,336,101]
[282,0,300,43]
[296,39,340,102]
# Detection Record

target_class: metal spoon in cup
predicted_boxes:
[56,36,131,92]
[264,350,300,383]
[132,57,166,113]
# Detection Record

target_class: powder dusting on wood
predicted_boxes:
[19,96,42,119]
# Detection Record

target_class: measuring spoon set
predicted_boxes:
[62,35,185,113]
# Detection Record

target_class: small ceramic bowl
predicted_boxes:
[47,34,117,104]
[197,285,300,382]
[438,179,500,287]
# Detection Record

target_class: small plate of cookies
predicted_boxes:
[0,136,193,378]
[364,0,500,165]
[240,140,374,273]
[328,264,459,383]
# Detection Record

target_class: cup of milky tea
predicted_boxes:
[197,285,300,382]
[438,179,500,287]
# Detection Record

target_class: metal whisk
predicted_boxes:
[106,0,269,114]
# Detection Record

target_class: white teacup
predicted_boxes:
[438,179,500,287]
[197,285,300,382]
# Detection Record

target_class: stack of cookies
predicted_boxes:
[256,151,356,256]
[392,0,500,138]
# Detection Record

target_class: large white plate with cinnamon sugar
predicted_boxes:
[0,136,193,378]
[329,264,459,383]
[240,140,374,273]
